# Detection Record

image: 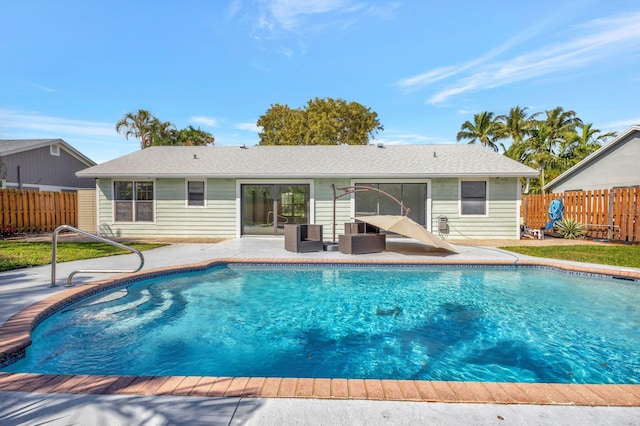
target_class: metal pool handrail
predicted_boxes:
[51,225,145,287]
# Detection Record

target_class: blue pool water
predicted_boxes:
[4,264,640,384]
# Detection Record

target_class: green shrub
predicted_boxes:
[555,218,587,239]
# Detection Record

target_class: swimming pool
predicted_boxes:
[4,263,639,385]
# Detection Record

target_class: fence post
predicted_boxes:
[607,190,615,241]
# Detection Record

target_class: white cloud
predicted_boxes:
[189,116,219,127]
[600,118,640,130]
[0,108,117,138]
[235,122,261,132]
[375,129,451,145]
[249,0,383,40]
[395,7,558,93]
[31,83,56,93]
[242,1,394,57]
[0,108,135,163]
[227,0,242,18]
[395,66,462,92]
[264,0,359,30]
[396,11,640,104]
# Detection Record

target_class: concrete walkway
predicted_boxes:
[1,238,639,425]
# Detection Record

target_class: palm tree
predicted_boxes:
[525,107,582,192]
[535,106,582,148]
[496,106,531,146]
[146,118,175,146]
[524,123,558,191]
[115,110,175,148]
[172,126,215,146]
[456,111,502,152]
[116,109,156,149]
[559,123,616,168]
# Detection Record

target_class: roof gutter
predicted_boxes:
[77,172,539,179]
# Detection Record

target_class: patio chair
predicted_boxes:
[284,224,324,253]
[338,222,386,254]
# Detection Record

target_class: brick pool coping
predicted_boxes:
[1,257,639,407]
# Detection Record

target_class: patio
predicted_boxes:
[1,237,639,425]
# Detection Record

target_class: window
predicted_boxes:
[187,181,205,206]
[460,180,487,215]
[114,181,154,222]
[354,182,427,225]
[50,144,60,156]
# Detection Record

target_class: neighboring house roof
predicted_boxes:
[77,144,538,179]
[0,139,96,167]
[543,125,640,191]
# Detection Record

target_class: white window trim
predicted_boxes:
[235,179,315,238]
[516,178,523,239]
[458,178,489,217]
[50,144,60,156]
[112,179,156,224]
[350,179,432,231]
[186,179,207,208]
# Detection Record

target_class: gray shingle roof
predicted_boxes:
[543,125,640,190]
[77,144,538,179]
[0,139,62,155]
[0,139,96,166]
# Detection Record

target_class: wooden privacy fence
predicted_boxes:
[522,186,640,242]
[0,189,77,234]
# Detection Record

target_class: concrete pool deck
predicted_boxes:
[1,237,639,425]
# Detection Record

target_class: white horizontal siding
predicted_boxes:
[96,176,521,240]
[314,178,351,241]
[96,178,236,239]
[431,177,519,239]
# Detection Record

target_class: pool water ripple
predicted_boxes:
[3,264,639,385]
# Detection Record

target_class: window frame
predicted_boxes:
[112,179,155,223]
[186,180,206,207]
[350,179,432,230]
[459,179,489,217]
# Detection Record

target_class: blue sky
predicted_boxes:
[1,0,639,163]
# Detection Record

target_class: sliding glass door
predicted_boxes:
[354,182,427,225]
[241,184,310,235]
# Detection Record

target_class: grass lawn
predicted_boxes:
[2,240,638,274]
[0,241,166,273]
[500,244,640,269]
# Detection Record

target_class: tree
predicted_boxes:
[496,106,531,146]
[257,97,383,145]
[559,123,616,168]
[459,105,617,194]
[171,125,216,146]
[147,118,176,146]
[116,110,214,148]
[535,107,582,146]
[456,111,502,152]
[523,123,558,191]
[529,107,582,191]
[257,104,306,145]
[116,109,157,149]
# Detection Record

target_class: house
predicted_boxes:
[0,139,96,192]
[76,144,538,240]
[544,125,640,193]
